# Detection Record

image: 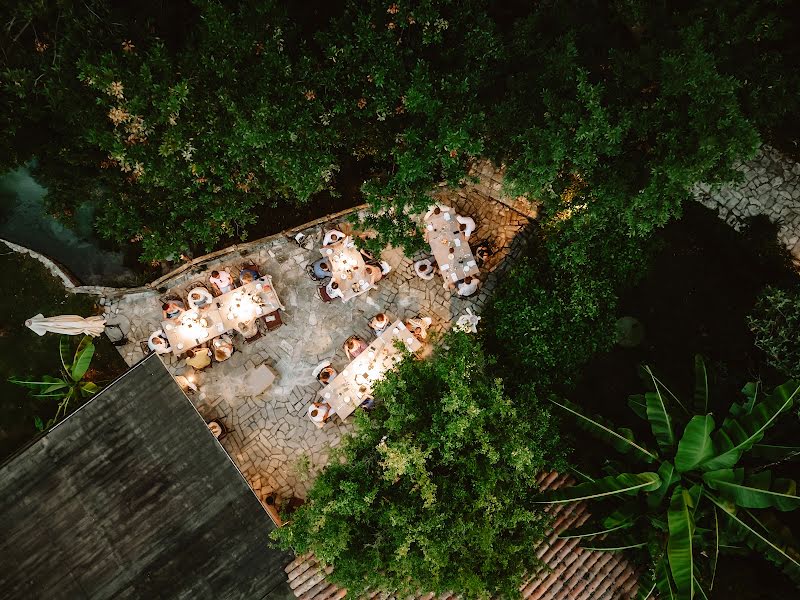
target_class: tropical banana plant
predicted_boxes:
[10,335,101,431]
[537,356,800,599]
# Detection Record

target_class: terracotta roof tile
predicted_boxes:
[283,472,640,600]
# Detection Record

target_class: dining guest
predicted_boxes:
[308,401,336,424]
[414,259,435,280]
[185,347,212,370]
[344,336,368,359]
[423,203,449,220]
[318,365,337,385]
[369,312,389,334]
[189,290,211,308]
[210,269,234,293]
[213,335,234,362]
[312,258,332,280]
[456,215,476,240]
[323,229,344,246]
[326,280,343,300]
[457,276,480,298]
[474,241,492,267]
[162,300,185,320]
[405,316,433,341]
[239,268,258,285]
[148,330,172,354]
[365,264,382,285]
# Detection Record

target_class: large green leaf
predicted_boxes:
[740,381,760,415]
[710,505,719,590]
[693,576,710,600]
[628,393,648,421]
[700,380,800,471]
[535,472,661,504]
[558,519,636,540]
[708,494,800,585]
[674,415,716,473]
[70,341,95,382]
[667,486,695,598]
[646,390,675,453]
[550,398,658,463]
[704,468,800,512]
[647,461,681,509]
[751,443,800,462]
[582,538,648,551]
[9,376,68,390]
[59,335,72,372]
[80,381,100,396]
[647,366,689,416]
[693,354,708,414]
[654,557,677,600]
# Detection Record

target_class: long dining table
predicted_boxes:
[317,320,422,420]
[425,207,479,285]
[319,236,374,302]
[161,275,283,353]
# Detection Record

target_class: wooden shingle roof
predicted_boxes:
[284,472,639,600]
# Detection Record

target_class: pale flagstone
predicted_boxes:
[111,180,536,501]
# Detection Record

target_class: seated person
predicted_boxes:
[239,268,259,285]
[188,288,213,309]
[209,269,234,294]
[185,347,212,370]
[308,401,336,424]
[456,215,476,240]
[319,366,337,385]
[369,312,390,334]
[323,229,344,246]
[162,300,185,320]
[414,258,435,280]
[406,316,433,342]
[344,336,369,359]
[365,264,383,285]
[359,395,375,411]
[326,280,343,300]
[212,335,234,362]
[423,203,449,220]
[312,258,332,280]
[473,241,492,267]
[148,330,172,354]
[457,276,480,298]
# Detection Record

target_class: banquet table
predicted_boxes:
[425,208,479,284]
[320,236,373,302]
[161,308,226,353]
[161,275,283,352]
[317,320,422,420]
[217,275,283,334]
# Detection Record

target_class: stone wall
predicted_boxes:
[694,145,800,262]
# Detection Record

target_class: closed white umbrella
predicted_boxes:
[25,313,107,337]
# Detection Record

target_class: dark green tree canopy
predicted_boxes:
[1,0,798,260]
[274,333,565,598]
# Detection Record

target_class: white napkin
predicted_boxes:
[441,264,449,270]
[454,238,461,247]
[443,213,451,221]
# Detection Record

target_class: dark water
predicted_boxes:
[0,166,138,286]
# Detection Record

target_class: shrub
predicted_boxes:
[748,286,800,379]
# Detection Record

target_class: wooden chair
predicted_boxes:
[261,310,283,332]
[316,284,336,303]
[206,418,229,441]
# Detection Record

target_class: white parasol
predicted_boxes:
[25,313,107,337]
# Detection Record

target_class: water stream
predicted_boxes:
[0,165,138,286]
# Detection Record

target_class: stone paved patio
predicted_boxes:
[109,184,533,502]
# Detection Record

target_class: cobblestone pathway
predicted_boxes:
[110,186,533,502]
